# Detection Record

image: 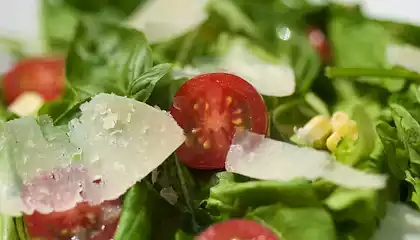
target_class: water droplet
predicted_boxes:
[126,113,132,123]
[276,26,292,41]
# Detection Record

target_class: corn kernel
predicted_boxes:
[295,115,332,147]
[331,112,350,132]
[335,120,358,137]
[326,132,342,152]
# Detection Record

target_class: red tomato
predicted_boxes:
[170,73,268,170]
[195,219,279,240]
[2,56,65,104]
[307,27,331,62]
[23,199,121,240]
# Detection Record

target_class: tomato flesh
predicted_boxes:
[170,73,268,169]
[24,199,121,240]
[195,219,279,240]
[2,56,65,104]
[307,27,331,62]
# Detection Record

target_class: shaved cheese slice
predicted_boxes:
[0,116,78,216]
[387,43,420,73]
[127,0,209,43]
[0,94,184,216]
[225,131,386,189]
[69,93,185,203]
[374,203,420,240]
[220,42,295,97]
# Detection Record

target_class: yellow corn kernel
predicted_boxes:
[326,132,342,152]
[335,120,358,138]
[295,115,332,147]
[331,112,350,132]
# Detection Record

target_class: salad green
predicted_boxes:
[3,0,420,239]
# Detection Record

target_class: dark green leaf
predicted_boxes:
[66,17,152,97]
[114,182,181,240]
[247,203,335,240]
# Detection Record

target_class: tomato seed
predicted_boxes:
[203,140,211,149]
[226,96,233,106]
[193,103,199,110]
[233,108,243,114]
[192,128,201,133]
[232,118,243,125]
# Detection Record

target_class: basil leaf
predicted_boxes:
[129,63,172,102]
[114,182,181,240]
[66,17,152,97]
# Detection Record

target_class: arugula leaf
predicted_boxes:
[325,188,383,240]
[329,13,405,92]
[205,179,320,218]
[247,202,335,240]
[391,103,420,175]
[66,17,153,97]
[376,122,408,180]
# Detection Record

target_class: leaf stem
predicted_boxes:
[325,67,420,80]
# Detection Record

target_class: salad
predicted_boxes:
[2,0,420,239]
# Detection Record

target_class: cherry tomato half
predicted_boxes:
[2,56,65,104]
[195,219,279,240]
[24,199,121,240]
[170,73,268,170]
[307,27,331,62]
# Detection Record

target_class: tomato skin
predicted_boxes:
[307,27,331,62]
[170,73,268,170]
[2,56,65,104]
[23,199,121,240]
[195,219,279,240]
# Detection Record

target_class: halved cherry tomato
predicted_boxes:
[307,27,331,62]
[23,199,121,240]
[195,219,279,240]
[2,56,65,104]
[169,73,268,170]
